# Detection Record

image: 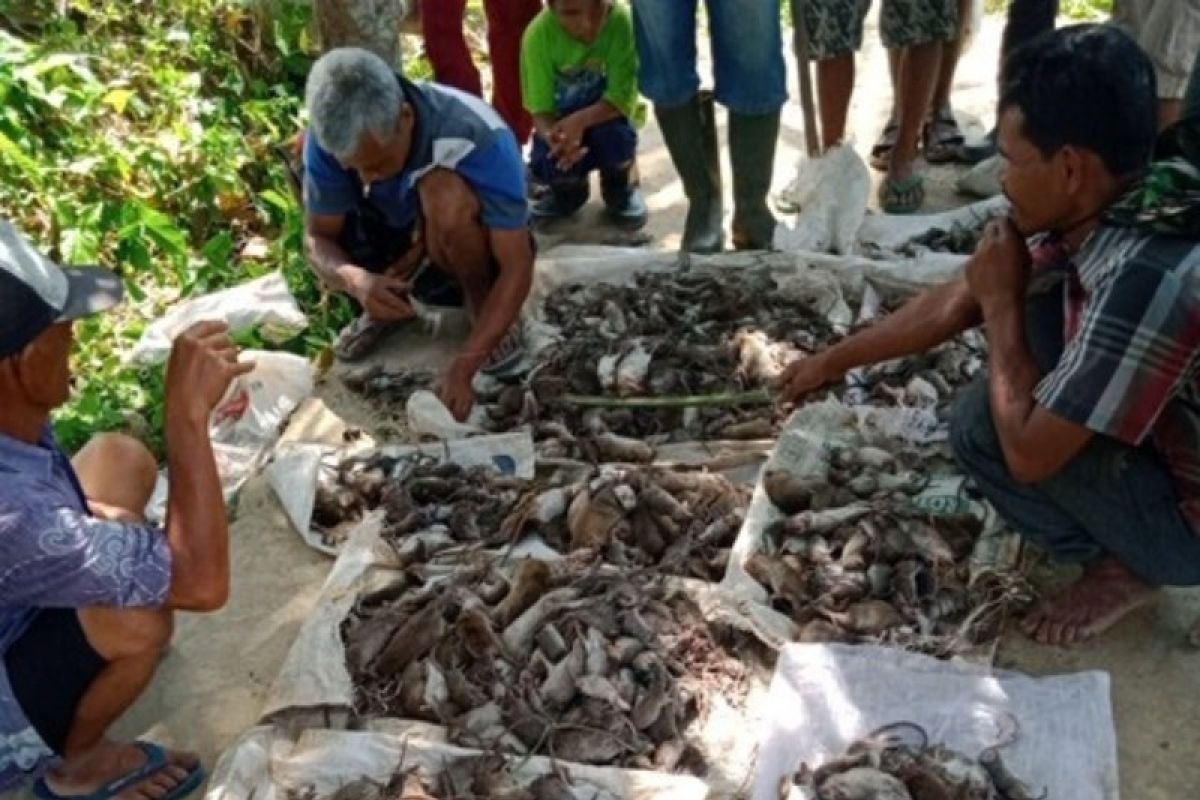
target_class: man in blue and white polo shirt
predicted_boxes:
[0,220,251,797]
[302,48,534,421]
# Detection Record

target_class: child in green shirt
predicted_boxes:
[520,0,648,230]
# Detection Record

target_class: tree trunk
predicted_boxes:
[314,0,408,68]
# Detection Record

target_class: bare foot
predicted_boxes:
[46,741,199,800]
[1020,558,1156,646]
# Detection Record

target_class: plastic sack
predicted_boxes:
[775,144,872,255]
[266,430,537,556]
[131,272,308,366]
[206,726,710,800]
[855,195,1009,255]
[751,643,1119,800]
[145,351,314,522]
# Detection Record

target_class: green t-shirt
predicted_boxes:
[520,2,645,126]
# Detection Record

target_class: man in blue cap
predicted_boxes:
[0,220,250,798]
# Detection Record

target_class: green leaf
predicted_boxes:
[101,87,135,114]
[258,188,294,216]
[137,204,189,257]
[0,128,39,174]
[201,231,235,268]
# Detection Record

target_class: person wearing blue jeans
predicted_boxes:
[632,0,787,252]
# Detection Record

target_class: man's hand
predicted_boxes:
[383,238,427,282]
[777,352,842,404]
[342,265,416,321]
[165,321,256,426]
[966,218,1032,308]
[438,358,476,422]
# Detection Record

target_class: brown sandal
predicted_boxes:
[334,314,413,362]
[923,107,965,164]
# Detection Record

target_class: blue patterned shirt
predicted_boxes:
[0,429,172,788]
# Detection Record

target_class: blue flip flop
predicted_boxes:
[33,743,206,800]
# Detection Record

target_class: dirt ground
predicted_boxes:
[47,10,1196,800]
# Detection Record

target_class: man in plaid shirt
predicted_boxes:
[780,25,1200,645]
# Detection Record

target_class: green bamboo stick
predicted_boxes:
[560,389,773,409]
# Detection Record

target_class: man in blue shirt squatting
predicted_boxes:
[302,48,535,422]
[0,221,251,796]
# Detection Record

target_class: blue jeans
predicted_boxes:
[529,118,638,185]
[631,0,787,114]
[949,290,1200,586]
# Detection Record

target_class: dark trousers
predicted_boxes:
[1185,52,1200,119]
[529,118,638,186]
[949,290,1200,587]
[1001,0,1059,67]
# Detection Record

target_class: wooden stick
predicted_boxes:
[790,0,821,158]
[560,389,772,409]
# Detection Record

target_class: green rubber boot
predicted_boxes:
[729,110,781,250]
[654,92,724,254]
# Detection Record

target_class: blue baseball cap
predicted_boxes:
[0,219,124,359]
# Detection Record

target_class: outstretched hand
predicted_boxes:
[438,358,477,422]
[776,352,842,405]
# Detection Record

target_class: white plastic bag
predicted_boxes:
[145,351,314,522]
[751,644,1119,800]
[131,273,308,365]
[405,389,489,440]
[266,430,537,556]
[207,726,710,800]
[775,144,872,255]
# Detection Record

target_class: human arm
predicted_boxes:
[995,224,1200,483]
[967,219,1095,483]
[301,132,414,319]
[161,321,256,610]
[0,323,251,612]
[779,275,982,402]
[440,228,535,420]
[304,213,415,320]
[551,101,622,170]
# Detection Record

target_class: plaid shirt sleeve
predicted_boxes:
[1034,245,1200,445]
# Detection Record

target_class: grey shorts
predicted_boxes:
[804,0,959,60]
[1113,0,1200,99]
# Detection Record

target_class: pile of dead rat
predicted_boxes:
[226,257,1101,800]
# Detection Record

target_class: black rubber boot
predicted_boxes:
[729,109,780,251]
[531,178,590,221]
[600,161,649,231]
[654,92,724,253]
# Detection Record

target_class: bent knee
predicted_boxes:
[419,172,487,262]
[76,433,156,480]
[80,606,174,662]
[73,433,158,510]
[419,169,481,228]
